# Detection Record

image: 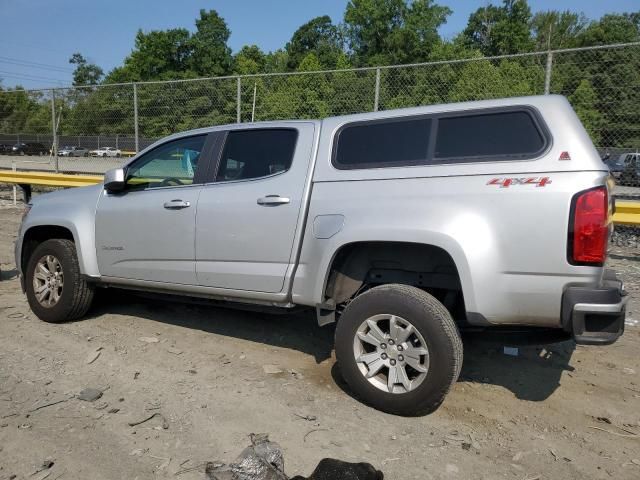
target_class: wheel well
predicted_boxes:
[323,241,465,323]
[21,225,74,273]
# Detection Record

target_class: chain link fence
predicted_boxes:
[0,42,639,182]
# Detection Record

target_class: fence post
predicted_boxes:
[133,82,139,153]
[12,161,17,206]
[544,51,553,95]
[51,89,58,173]
[251,82,257,122]
[374,68,381,112]
[236,77,242,123]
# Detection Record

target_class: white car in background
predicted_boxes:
[59,146,89,157]
[90,147,121,157]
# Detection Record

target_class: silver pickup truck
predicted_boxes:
[15,95,626,415]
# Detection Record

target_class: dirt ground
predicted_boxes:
[1,191,640,480]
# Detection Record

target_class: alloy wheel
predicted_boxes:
[32,255,64,308]
[353,314,429,394]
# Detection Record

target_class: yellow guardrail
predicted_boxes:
[0,170,102,188]
[0,169,102,202]
[613,200,640,226]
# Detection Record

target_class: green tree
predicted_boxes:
[531,11,587,50]
[344,0,451,66]
[233,45,267,75]
[462,0,533,56]
[263,54,332,120]
[557,13,640,147]
[264,50,290,73]
[449,58,540,102]
[0,87,51,133]
[69,53,104,86]
[330,53,375,115]
[576,12,640,46]
[285,15,344,69]
[188,9,233,76]
[106,28,195,82]
[569,79,602,142]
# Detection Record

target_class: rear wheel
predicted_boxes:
[335,284,462,416]
[25,239,94,323]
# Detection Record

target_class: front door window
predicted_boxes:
[126,135,206,190]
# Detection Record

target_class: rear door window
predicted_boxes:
[215,129,298,182]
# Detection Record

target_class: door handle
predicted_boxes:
[257,195,290,206]
[163,199,191,210]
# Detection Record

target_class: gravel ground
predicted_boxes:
[1,190,640,480]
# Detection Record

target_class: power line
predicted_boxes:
[0,56,74,73]
[0,58,73,73]
[0,70,70,84]
[0,70,67,82]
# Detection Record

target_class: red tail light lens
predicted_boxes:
[570,186,608,265]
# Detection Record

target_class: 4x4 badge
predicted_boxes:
[487,177,552,188]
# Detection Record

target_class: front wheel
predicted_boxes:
[335,284,463,416]
[25,239,95,323]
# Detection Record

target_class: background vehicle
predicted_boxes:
[15,95,625,416]
[0,144,13,154]
[90,147,121,157]
[59,146,89,157]
[616,153,640,185]
[11,142,49,155]
[604,155,626,181]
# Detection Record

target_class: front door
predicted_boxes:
[95,134,213,284]
[195,124,316,293]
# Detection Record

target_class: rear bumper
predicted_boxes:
[562,269,627,345]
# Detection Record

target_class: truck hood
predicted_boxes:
[30,183,104,209]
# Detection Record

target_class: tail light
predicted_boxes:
[569,186,609,265]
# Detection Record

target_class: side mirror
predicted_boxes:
[104,168,126,193]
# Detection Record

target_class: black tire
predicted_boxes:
[335,284,463,416]
[25,239,94,323]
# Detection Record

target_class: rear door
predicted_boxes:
[195,123,315,293]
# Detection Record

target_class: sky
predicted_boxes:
[0,0,638,89]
